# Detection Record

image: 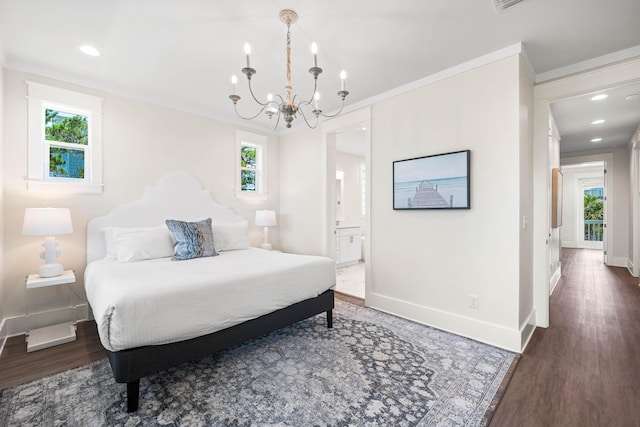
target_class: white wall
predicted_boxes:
[279,54,533,351]
[561,147,630,267]
[518,58,535,340]
[1,69,280,329]
[278,126,325,256]
[0,65,5,334]
[630,129,640,276]
[368,55,528,351]
[335,151,365,230]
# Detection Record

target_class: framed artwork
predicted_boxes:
[551,167,563,228]
[393,150,470,210]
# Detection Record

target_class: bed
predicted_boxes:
[84,172,336,412]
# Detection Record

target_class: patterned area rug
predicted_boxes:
[0,301,516,426]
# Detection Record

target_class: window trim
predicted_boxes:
[27,82,103,193]
[235,130,268,198]
[360,162,367,216]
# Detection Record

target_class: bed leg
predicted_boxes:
[327,310,333,329]
[126,380,140,412]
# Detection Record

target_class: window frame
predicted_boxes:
[235,130,268,198]
[27,82,103,193]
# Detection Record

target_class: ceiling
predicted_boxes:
[1,0,640,148]
[550,82,640,153]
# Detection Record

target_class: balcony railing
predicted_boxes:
[584,219,603,241]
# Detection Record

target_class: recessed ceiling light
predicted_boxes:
[591,94,608,101]
[590,138,603,142]
[79,45,101,57]
[590,119,606,125]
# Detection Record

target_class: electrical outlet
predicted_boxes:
[470,295,479,309]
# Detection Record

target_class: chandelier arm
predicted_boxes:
[234,103,270,121]
[291,94,301,107]
[302,78,321,106]
[319,100,347,118]
[298,107,319,129]
[272,111,282,129]
[246,78,269,106]
[292,79,319,109]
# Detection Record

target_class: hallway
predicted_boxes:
[491,249,640,426]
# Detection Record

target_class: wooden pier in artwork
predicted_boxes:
[408,181,451,208]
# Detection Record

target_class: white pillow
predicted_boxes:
[103,227,117,259]
[212,220,250,252]
[110,225,175,262]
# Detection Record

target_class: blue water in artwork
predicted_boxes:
[394,176,468,208]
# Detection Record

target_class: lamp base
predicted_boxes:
[38,263,64,278]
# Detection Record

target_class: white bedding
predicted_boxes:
[85,248,335,352]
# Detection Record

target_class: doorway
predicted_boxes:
[577,178,604,250]
[560,162,606,254]
[334,127,367,299]
[533,59,640,328]
[321,108,371,301]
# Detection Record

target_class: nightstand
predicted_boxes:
[25,270,77,352]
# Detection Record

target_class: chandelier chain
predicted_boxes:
[285,22,293,105]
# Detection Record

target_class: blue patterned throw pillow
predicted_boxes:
[165,218,217,261]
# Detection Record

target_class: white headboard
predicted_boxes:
[86,171,245,263]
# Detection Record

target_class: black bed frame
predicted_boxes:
[105,289,334,412]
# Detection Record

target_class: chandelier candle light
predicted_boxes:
[229,9,349,129]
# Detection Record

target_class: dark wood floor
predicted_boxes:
[2,259,639,426]
[0,320,105,389]
[491,248,640,427]
[0,292,364,390]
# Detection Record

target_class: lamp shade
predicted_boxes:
[23,208,73,236]
[255,210,277,227]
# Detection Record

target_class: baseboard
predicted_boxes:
[1,303,89,340]
[627,260,639,278]
[608,256,628,268]
[550,265,561,295]
[367,293,522,353]
[0,317,7,357]
[519,308,536,352]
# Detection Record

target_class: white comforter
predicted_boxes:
[84,248,335,352]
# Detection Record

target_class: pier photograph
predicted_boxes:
[393,150,470,210]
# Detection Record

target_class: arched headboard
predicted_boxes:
[86,171,245,263]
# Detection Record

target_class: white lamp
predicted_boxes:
[23,208,73,278]
[255,209,277,251]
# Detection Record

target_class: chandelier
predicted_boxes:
[228,9,349,129]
